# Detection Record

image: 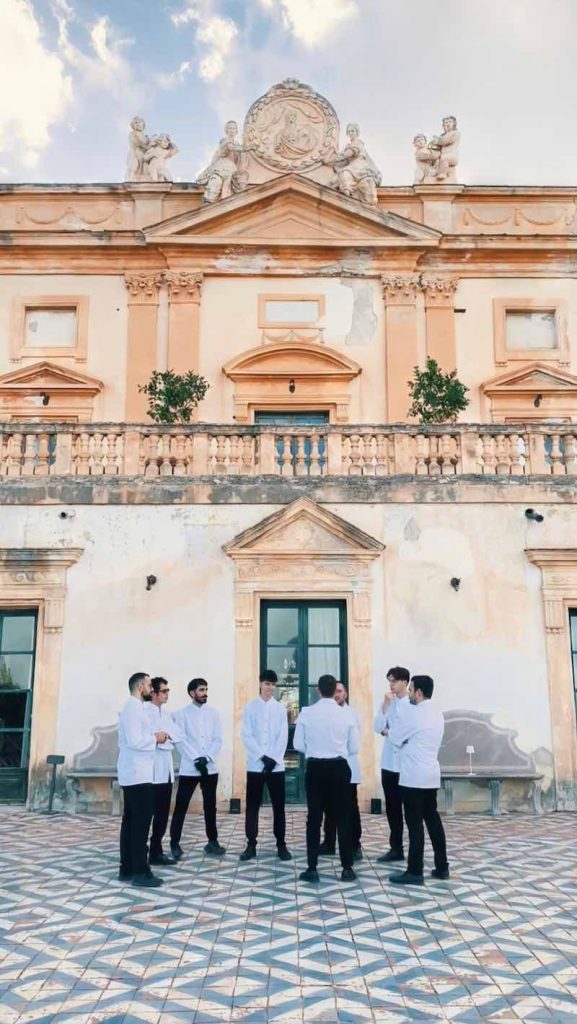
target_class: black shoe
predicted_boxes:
[277,846,292,861]
[431,867,450,880]
[170,843,184,861]
[205,841,226,856]
[149,852,177,866]
[239,844,256,862]
[353,847,363,862]
[341,867,357,882]
[318,842,336,856]
[131,872,163,888]
[389,871,424,886]
[377,849,404,863]
[118,869,132,882]
[299,868,320,883]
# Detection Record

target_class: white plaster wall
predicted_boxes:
[198,276,386,422]
[1,500,565,801]
[0,275,128,419]
[455,278,577,420]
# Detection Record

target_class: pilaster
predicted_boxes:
[124,272,163,421]
[381,274,421,421]
[165,271,203,377]
[421,275,459,372]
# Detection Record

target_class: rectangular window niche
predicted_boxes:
[11,296,89,361]
[494,298,568,365]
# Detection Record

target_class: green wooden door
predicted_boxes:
[0,611,37,803]
[260,600,348,802]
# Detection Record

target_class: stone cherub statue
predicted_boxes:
[413,116,460,184]
[196,121,250,203]
[125,117,179,183]
[323,122,381,206]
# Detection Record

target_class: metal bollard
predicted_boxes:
[46,754,65,814]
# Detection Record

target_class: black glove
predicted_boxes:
[194,757,209,777]
[261,756,276,774]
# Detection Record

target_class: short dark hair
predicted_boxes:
[259,669,278,684]
[151,676,168,694]
[187,677,207,695]
[387,666,410,683]
[411,675,434,700]
[317,674,337,697]
[128,672,149,693]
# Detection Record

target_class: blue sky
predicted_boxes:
[1,0,576,186]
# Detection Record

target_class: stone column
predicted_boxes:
[381,274,421,422]
[124,272,163,421]
[421,275,459,372]
[165,271,203,376]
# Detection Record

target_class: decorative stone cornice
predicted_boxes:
[420,275,460,306]
[381,274,421,304]
[124,271,164,302]
[0,547,83,633]
[164,270,203,302]
[526,549,577,633]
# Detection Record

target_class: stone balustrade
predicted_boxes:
[1,423,577,479]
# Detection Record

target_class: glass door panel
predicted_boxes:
[0,611,37,803]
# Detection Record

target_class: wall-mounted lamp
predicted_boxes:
[41,393,50,407]
[145,574,157,591]
[288,378,296,394]
[450,577,461,591]
[533,393,543,408]
[525,508,544,523]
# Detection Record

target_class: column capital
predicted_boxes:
[124,271,164,303]
[420,275,460,306]
[165,270,203,303]
[381,273,421,304]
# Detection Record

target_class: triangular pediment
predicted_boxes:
[223,342,361,382]
[482,362,577,395]
[145,175,441,247]
[0,361,103,394]
[224,497,384,560]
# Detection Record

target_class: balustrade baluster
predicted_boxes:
[342,435,352,474]
[89,433,103,475]
[375,433,388,476]
[280,435,293,476]
[22,434,37,476]
[481,435,497,474]
[414,434,428,475]
[159,435,173,476]
[295,434,307,477]
[548,434,565,475]
[509,433,524,476]
[563,434,577,474]
[309,433,322,477]
[173,434,187,476]
[214,435,228,474]
[242,436,254,474]
[75,433,90,475]
[348,434,362,476]
[439,434,457,475]
[495,434,510,476]
[6,433,23,477]
[144,435,160,477]
[227,435,241,475]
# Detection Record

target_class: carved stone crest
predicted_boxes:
[243,79,339,174]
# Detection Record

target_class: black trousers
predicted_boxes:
[401,786,449,877]
[245,771,286,846]
[305,758,352,869]
[150,781,172,855]
[120,782,154,876]
[381,768,404,853]
[323,782,362,851]
[170,773,219,845]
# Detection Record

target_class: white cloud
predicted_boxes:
[170,2,238,81]
[0,0,72,168]
[156,60,192,89]
[53,0,136,96]
[260,0,359,47]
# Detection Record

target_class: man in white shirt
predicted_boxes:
[319,681,362,862]
[117,671,167,888]
[373,666,410,864]
[239,669,292,863]
[169,678,225,859]
[143,676,182,867]
[387,675,449,886]
[293,674,360,884]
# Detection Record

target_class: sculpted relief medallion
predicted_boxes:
[243,79,339,173]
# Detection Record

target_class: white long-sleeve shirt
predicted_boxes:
[175,703,222,776]
[344,705,361,784]
[142,702,182,784]
[242,696,288,773]
[293,698,360,761]
[374,695,410,772]
[117,695,156,787]
[388,699,444,790]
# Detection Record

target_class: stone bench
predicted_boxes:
[441,771,544,816]
[67,769,122,815]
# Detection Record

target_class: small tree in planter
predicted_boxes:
[407,357,469,424]
[139,370,210,424]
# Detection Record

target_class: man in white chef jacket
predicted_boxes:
[117,671,167,888]
[169,678,226,859]
[387,675,449,886]
[319,681,363,862]
[239,669,292,863]
[143,676,182,866]
[373,666,410,864]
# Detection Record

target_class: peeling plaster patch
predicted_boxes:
[403,517,420,542]
[399,526,475,576]
[318,250,373,277]
[340,278,377,345]
[213,251,276,272]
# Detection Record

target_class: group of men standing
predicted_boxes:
[117,664,448,888]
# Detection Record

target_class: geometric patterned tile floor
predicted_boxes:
[1,808,576,1024]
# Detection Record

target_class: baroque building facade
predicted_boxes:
[1,81,577,815]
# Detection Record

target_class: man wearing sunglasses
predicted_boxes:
[143,676,182,866]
